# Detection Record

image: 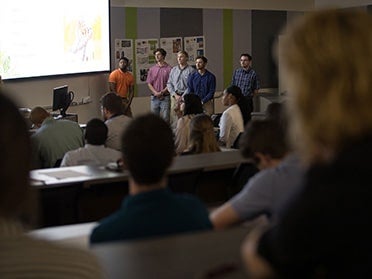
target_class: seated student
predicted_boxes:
[210,119,304,229]
[174,94,204,155]
[181,114,220,155]
[0,91,104,278]
[61,118,121,167]
[90,114,212,243]
[243,10,372,278]
[218,85,245,148]
[30,106,84,168]
[101,92,132,151]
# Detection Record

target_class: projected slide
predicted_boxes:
[0,0,110,80]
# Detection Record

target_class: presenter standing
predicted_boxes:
[186,56,216,115]
[146,48,172,123]
[167,50,195,128]
[109,57,135,117]
[231,53,260,122]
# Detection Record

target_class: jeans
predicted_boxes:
[151,95,170,123]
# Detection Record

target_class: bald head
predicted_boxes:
[30,107,50,127]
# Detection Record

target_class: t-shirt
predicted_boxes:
[90,188,212,243]
[109,69,134,98]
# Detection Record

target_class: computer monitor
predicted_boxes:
[52,85,74,117]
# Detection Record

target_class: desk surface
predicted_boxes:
[92,227,249,279]
[30,150,246,189]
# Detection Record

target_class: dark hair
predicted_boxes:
[240,53,252,61]
[153,48,167,57]
[85,118,108,145]
[225,85,249,125]
[100,92,123,115]
[121,113,174,184]
[225,85,243,100]
[0,90,32,219]
[196,56,208,63]
[265,102,287,126]
[240,119,289,159]
[119,57,129,64]
[183,94,203,116]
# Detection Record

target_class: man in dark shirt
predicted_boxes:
[186,56,216,115]
[90,113,212,243]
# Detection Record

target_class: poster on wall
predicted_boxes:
[114,39,134,72]
[184,36,205,66]
[159,37,183,67]
[135,39,159,84]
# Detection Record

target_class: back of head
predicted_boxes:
[265,102,287,126]
[100,92,123,115]
[121,113,174,184]
[240,119,289,160]
[280,9,372,163]
[0,90,31,219]
[85,118,108,145]
[189,114,220,154]
[183,94,203,116]
[30,106,49,126]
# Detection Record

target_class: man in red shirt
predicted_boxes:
[108,57,135,117]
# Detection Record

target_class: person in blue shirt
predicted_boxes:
[90,113,212,243]
[186,56,216,115]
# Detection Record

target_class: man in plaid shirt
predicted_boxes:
[231,53,260,122]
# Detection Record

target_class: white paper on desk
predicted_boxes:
[39,170,90,180]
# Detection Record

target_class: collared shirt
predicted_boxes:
[146,63,172,92]
[167,65,195,96]
[230,154,304,223]
[108,69,134,98]
[31,117,84,168]
[219,104,244,148]
[186,70,216,104]
[90,188,212,243]
[60,144,121,167]
[105,114,132,151]
[232,67,260,97]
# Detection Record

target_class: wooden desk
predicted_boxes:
[92,227,249,279]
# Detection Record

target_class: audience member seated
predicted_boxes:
[210,119,304,229]
[243,10,372,278]
[30,106,84,168]
[218,85,245,148]
[181,114,220,155]
[101,92,132,151]
[0,91,104,278]
[174,94,204,155]
[265,102,286,125]
[61,118,121,167]
[90,114,212,243]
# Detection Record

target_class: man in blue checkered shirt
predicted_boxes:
[231,53,260,122]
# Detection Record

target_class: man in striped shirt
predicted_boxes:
[231,53,260,122]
